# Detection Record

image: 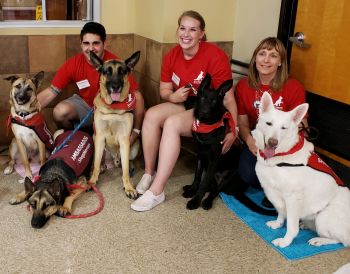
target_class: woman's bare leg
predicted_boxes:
[141,102,185,175]
[149,109,193,195]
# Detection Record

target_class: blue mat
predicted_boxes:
[220,188,345,260]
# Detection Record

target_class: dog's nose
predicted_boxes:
[267,138,278,148]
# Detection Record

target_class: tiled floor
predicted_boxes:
[0,151,349,273]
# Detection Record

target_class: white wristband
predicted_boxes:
[133,128,141,135]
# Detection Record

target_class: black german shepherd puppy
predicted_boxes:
[15,130,94,228]
[183,74,276,215]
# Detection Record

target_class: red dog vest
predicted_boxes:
[49,131,94,177]
[8,112,54,151]
[192,112,236,136]
[307,152,344,186]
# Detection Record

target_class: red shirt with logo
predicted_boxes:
[51,50,139,107]
[161,42,232,95]
[235,77,306,129]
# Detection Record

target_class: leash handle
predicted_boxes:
[51,107,94,155]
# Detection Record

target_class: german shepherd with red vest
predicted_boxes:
[88,51,140,199]
[4,71,53,185]
[13,130,94,228]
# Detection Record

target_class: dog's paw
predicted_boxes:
[9,196,23,205]
[4,165,14,175]
[266,220,284,229]
[18,178,25,184]
[182,185,196,198]
[272,237,292,248]
[308,237,339,246]
[57,206,71,217]
[201,198,213,210]
[186,198,201,210]
[125,188,138,199]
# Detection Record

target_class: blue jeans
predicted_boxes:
[238,146,261,188]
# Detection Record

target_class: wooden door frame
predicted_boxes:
[277,0,298,65]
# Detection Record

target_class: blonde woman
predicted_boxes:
[131,10,237,211]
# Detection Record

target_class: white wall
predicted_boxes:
[232,0,281,62]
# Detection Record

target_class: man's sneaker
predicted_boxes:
[136,173,155,194]
[131,190,165,212]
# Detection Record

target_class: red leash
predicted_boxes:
[64,184,104,219]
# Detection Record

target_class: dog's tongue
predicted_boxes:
[111,92,120,102]
[264,146,276,159]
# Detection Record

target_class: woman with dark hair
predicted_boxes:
[235,37,308,206]
[131,10,238,211]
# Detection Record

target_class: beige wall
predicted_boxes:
[232,0,281,62]
[133,0,235,43]
[0,0,281,60]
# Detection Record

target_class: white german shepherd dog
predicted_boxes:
[253,92,350,248]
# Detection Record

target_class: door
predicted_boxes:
[285,0,350,169]
[289,0,350,104]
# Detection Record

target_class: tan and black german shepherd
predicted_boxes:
[88,51,140,199]
[14,129,94,228]
[4,71,53,185]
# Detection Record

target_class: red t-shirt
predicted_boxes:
[161,42,232,95]
[235,77,306,129]
[51,50,139,107]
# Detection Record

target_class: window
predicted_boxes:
[0,0,100,27]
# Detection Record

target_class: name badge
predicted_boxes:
[171,72,180,87]
[76,79,90,89]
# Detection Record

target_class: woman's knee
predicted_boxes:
[143,106,163,129]
[163,113,192,136]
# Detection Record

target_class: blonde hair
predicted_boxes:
[248,37,288,91]
[177,10,207,41]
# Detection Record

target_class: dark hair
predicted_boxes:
[177,10,207,41]
[80,22,106,42]
[248,37,288,91]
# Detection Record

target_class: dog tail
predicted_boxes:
[230,191,277,216]
[221,173,277,216]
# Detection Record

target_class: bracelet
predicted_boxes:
[133,128,141,135]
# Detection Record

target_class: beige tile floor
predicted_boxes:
[0,151,349,274]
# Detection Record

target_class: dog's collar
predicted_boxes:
[16,111,33,118]
[259,133,305,160]
[192,112,236,136]
[11,112,43,126]
[102,92,136,110]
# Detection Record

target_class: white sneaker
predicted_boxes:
[136,173,155,194]
[131,190,165,212]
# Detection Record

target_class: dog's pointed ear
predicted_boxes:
[24,177,35,195]
[218,79,233,97]
[125,51,140,71]
[31,71,45,89]
[4,75,19,84]
[89,51,104,71]
[291,103,309,125]
[198,73,211,94]
[259,92,274,114]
